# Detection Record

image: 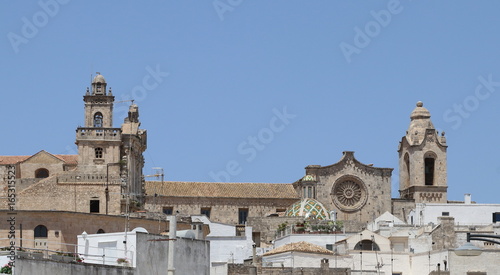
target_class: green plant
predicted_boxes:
[0,263,12,274]
[117,258,129,264]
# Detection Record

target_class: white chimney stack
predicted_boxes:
[464,194,471,205]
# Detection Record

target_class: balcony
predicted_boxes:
[76,128,121,141]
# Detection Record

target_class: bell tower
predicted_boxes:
[76,73,122,168]
[398,102,448,203]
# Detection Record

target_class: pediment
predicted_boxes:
[22,150,64,165]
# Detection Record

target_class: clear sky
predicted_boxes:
[2,1,500,203]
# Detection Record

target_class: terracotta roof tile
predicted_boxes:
[54,155,78,165]
[145,181,299,199]
[0,156,30,164]
[264,241,334,256]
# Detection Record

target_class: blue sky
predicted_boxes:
[2,1,500,203]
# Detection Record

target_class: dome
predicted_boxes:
[285,198,330,220]
[301,174,316,182]
[406,101,435,145]
[93,74,106,84]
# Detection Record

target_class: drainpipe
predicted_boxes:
[167,215,176,275]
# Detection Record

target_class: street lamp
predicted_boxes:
[453,232,500,256]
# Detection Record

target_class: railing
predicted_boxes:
[76,128,122,141]
[0,237,134,267]
[57,174,123,184]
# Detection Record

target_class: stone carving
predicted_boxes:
[331,176,368,212]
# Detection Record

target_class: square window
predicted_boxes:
[163,207,173,215]
[90,200,100,213]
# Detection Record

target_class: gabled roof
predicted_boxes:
[0,151,78,165]
[264,241,333,256]
[145,181,299,199]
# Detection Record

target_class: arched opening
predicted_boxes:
[354,240,380,251]
[404,153,410,188]
[425,157,435,186]
[35,168,49,179]
[34,225,48,238]
[93,112,103,128]
[97,229,105,234]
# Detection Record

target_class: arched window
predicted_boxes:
[94,112,103,128]
[354,240,380,251]
[34,225,48,238]
[425,157,435,186]
[35,168,49,179]
[95,147,103,158]
[97,229,105,234]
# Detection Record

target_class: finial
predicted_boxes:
[416,101,423,107]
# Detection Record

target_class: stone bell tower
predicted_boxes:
[76,73,122,169]
[398,101,448,203]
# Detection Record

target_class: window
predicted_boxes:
[493,212,500,223]
[95,147,103,158]
[34,225,48,238]
[94,112,103,128]
[97,229,105,234]
[442,212,449,216]
[163,207,173,215]
[35,168,49,178]
[238,208,249,225]
[90,200,100,213]
[326,244,334,251]
[354,240,380,251]
[424,157,435,185]
[201,208,211,218]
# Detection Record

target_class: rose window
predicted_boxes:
[331,178,368,212]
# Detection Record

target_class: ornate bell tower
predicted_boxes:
[76,73,122,168]
[398,102,448,203]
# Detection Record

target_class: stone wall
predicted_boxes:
[17,176,123,215]
[145,196,297,225]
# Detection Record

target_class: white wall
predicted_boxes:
[77,230,140,267]
[192,215,255,265]
[410,201,500,226]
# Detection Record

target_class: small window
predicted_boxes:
[442,212,450,216]
[163,207,173,215]
[238,208,249,225]
[90,200,100,213]
[424,157,435,186]
[34,225,48,238]
[94,112,103,128]
[35,168,49,179]
[201,208,211,218]
[95,147,103,158]
[493,212,500,223]
[97,229,105,234]
[326,244,334,251]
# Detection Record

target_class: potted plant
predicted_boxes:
[117,257,129,267]
[0,263,12,274]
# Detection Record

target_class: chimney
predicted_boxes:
[464,194,471,205]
